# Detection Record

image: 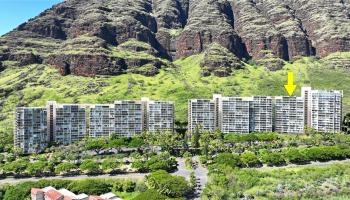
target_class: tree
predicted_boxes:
[343,113,350,134]
[145,170,191,198]
[258,150,285,166]
[26,161,46,175]
[101,159,120,173]
[55,162,77,175]
[214,153,242,168]
[199,131,211,158]
[2,160,27,174]
[284,148,309,164]
[68,179,112,195]
[85,138,106,150]
[133,189,168,200]
[79,159,100,174]
[191,125,201,148]
[240,152,261,167]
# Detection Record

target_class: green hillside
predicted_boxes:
[1,53,350,150]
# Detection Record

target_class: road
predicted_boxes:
[0,173,147,185]
[173,158,191,181]
[193,156,208,200]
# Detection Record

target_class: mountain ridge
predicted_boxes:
[0,0,350,77]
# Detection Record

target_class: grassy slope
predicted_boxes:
[1,53,350,147]
[203,161,350,200]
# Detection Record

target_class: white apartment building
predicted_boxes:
[188,99,216,133]
[89,104,115,138]
[143,98,175,133]
[114,100,144,137]
[302,87,343,133]
[14,107,48,154]
[53,103,88,145]
[274,96,304,133]
[217,95,251,133]
[16,98,174,153]
[189,95,274,134]
[249,96,273,132]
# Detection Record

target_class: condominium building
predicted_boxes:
[51,102,88,145]
[302,87,343,133]
[189,95,274,134]
[144,98,175,133]
[89,104,115,138]
[249,96,273,132]
[218,96,251,133]
[114,100,144,137]
[14,107,47,154]
[188,99,216,133]
[15,98,175,153]
[274,96,304,133]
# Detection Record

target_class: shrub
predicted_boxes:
[68,179,112,195]
[284,148,309,164]
[214,153,242,168]
[2,160,27,174]
[122,180,136,192]
[129,137,145,147]
[79,159,100,174]
[55,162,78,175]
[132,189,168,200]
[26,161,46,175]
[259,150,285,166]
[85,138,106,150]
[101,159,119,173]
[145,170,191,198]
[240,152,261,167]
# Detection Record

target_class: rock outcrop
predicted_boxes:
[200,43,242,77]
[0,0,349,76]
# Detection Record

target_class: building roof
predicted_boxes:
[89,196,104,200]
[42,186,56,193]
[58,189,76,198]
[76,193,89,199]
[45,189,63,200]
[100,192,122,200]
[31,188,43,195]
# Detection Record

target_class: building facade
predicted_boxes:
[274,96,305,134]
[189,89,342,134]
[188,99,216,133]
[14,107,48,154]
[114,100,144,137]
[15,98,174,153]
[54,104,87,145]
[144,98,175,133]
[89,104,115,138]
[249,96,273,132]
[302,87,343,133]
[219,96,251,133]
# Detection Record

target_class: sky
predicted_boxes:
[0,0,64,36]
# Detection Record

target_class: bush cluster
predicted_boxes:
[224,132,279,143]
[213,145,350,168]
[132,153,177,172]
[85,137,144,150]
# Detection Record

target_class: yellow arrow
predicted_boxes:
[284,71,296,96]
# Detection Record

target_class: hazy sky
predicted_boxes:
[0,0,64,36]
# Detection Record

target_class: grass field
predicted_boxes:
[203,161,350,200]
[1,53,350,148]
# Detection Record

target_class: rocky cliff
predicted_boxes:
[0,0,349,77]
